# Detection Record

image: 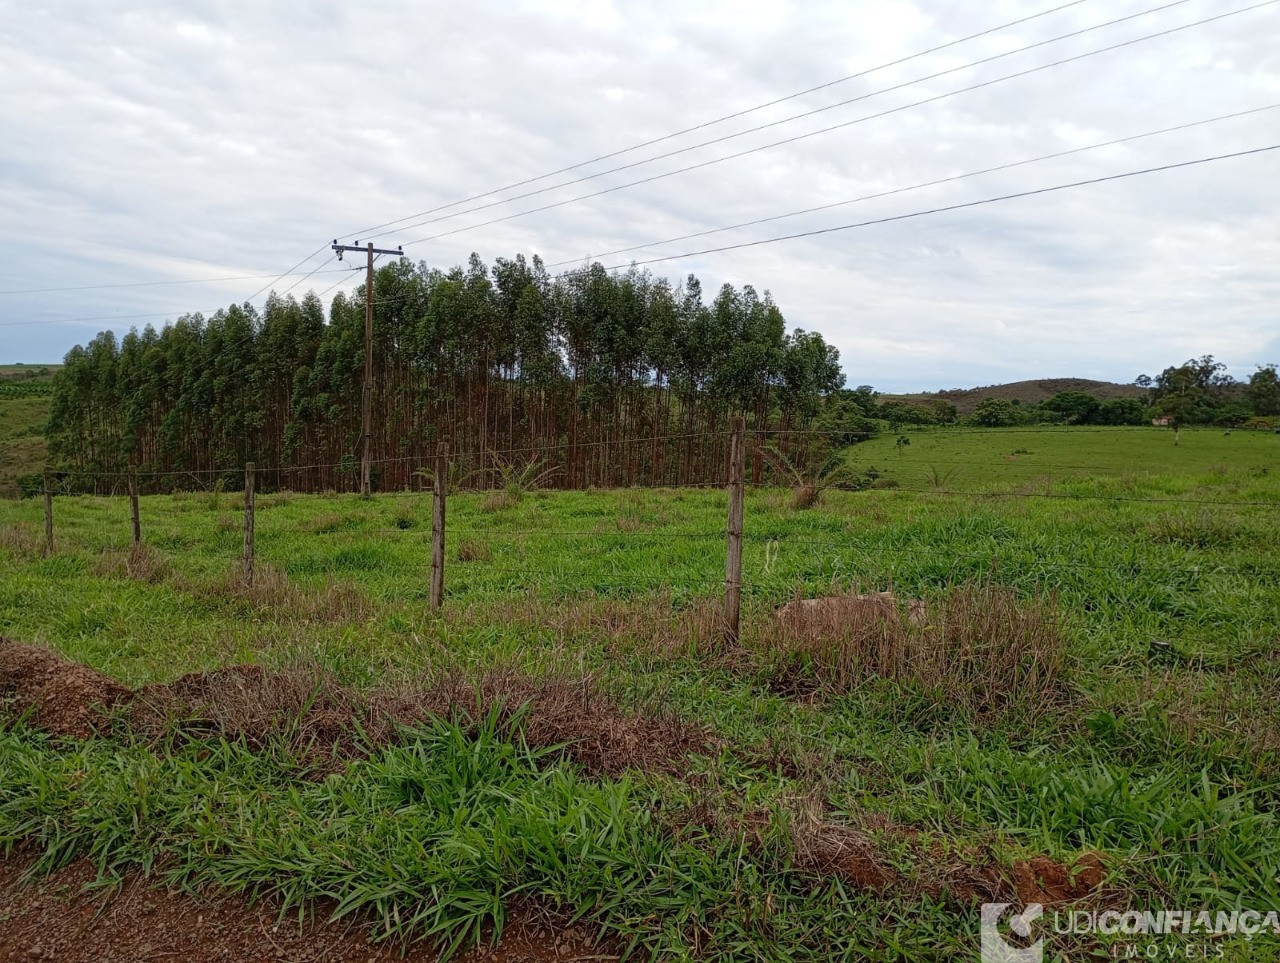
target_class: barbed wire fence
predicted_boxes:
[25,421,1280,638]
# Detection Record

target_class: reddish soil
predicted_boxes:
[1013,852,1107,905]
[1,638,714,778]
[0,643,130,739]
[0,855,612,963]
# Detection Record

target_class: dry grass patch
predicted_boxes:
[452,594,726,664]
[481,489,519,512]
[0,523,40,557]
[757,582,1068,723]
[300,513,349,534]
[92,543,170,583]
[194,564,372,624]
[455,537,491,563]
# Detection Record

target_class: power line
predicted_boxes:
[340,0,1096,241]
[376,0,1199,243]
[11,146,1271,333]
[242,243,333,304]
[15,149,1272,348]
[2,4,1094,307]
[397,1,1278,251]
[0,264,352,298]
[595,144,1280,270]
[547,104,1280,268]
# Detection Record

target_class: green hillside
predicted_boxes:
[883,377,1147,415]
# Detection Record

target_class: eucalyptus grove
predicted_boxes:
[48,254,845,491]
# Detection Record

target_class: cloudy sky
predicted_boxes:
[1,0,1277,391]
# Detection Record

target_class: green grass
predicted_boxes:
[1,426,1279,960]
[0,393,50,497]
[849,424,1279,489]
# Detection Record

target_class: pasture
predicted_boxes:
[0,426,1278,960]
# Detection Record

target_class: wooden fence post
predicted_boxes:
[42,472,54,556]
[129,471,141,547]
[430,445,448,609]
[724,416,746,644]
[243,462,255,586]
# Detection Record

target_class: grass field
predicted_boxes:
[0,363,56,498]
[0,394,50,498]
[1,426,1279,960]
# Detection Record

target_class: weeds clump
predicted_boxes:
[92,543,170,583]
[0,523,39,557]
[1145,509,1244,549]
[196,564,371,624]
[301,513,349,534]
[456,538,491,563]
[757,583,1067,723]
[204,478,226,511]
[481,489,518,513]
[758,445,880,510]
[257,490,294,508]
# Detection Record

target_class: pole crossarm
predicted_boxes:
[331,240,406,260]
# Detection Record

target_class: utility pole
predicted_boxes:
[331,239,406,496]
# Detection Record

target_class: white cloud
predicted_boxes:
[0,0,1277,391]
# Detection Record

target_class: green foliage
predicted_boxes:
[1139,355,1260,428]
[1246,365,1280,417]
[1041,390,1102,425]
[968,397,1026,427]
[1096,397,1149,426]
[0,381,54,398]
[43,258,844,492]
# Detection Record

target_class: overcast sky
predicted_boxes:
[1,0,1277,391]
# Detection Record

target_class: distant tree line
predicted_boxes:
[44,254,846,492]
[811,355,1279,433]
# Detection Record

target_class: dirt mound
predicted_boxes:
[139,664,714,777]
[132,664,363,766]
[0,640,130,739]
[1013,852,1106,905]
[3,640,712,778]
[386,671,717,777]
[792,820,898,890]
[0,853,608,962]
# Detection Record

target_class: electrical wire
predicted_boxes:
[0,265,353,298]
[399,2,1279,252]
[339,0,1097,241]
[381,0,1205,243]
[547,103,1280,268]
[596,144,1280,270]
[2,3,1095,301]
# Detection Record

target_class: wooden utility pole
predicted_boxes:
[243,461,256,586]
[430,444,448,609]
[724,416,746,644]
[331,239,406,496]
[129,471,141,546]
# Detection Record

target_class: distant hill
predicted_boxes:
[0,364,60,382]
[881,378,1147,415]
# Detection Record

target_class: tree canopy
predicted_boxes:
[46,254,846,491]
